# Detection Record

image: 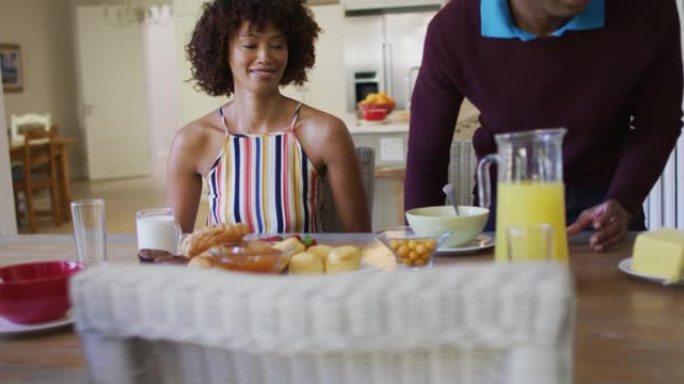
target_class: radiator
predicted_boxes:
[448,139,477,207]
[644,136,684,229]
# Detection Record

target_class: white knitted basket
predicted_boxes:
[71,263,573,384]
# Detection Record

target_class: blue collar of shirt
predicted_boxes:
[481,0,605,42]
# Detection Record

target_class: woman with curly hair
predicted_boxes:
[167,0,371,234]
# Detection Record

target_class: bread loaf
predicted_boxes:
[289,251,325,274]
[188,254,216,269]
[180,223,249,258]
[326,245,362,274]
[271,237,306,257]
[307,244,333,261]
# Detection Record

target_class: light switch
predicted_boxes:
[380,137,405,162]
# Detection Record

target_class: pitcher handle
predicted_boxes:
[477,154,499,209]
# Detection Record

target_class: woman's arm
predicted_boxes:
[317,117,372,232]
[167,126,204,234]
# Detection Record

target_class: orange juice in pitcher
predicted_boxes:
[477,128,569,263]
[495,182,568,262]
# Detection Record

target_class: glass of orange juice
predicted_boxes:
[507,223,553,262]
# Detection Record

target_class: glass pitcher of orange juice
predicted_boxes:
[477,128,569,263]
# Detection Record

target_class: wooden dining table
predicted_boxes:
[0,232,682,383]
[9,136,78,222]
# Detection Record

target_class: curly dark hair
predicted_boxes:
[186,0,321,97]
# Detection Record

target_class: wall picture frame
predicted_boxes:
[0,44,23,93]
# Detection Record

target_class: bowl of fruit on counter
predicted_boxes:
[358,92,396,121]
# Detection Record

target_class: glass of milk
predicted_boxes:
[136,208,181,253]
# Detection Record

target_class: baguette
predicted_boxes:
[180,223,249,258]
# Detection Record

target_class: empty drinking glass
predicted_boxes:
[71,199,107,267]
[507,223,553,262]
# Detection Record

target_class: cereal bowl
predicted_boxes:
[375,226,450,268]
[0,260,83,324]
[405,206,489,248]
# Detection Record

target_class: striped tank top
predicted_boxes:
[206,104,323,233]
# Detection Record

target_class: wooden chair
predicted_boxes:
[12,129,62,233]
[10,113,52,144]
[71,262,574,384]
[374,166,406,224]
[374,139,475,226]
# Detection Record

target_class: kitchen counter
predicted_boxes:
[343,99,480,138]
[343,112,409,134]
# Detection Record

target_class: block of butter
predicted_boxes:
[632,228,684,283]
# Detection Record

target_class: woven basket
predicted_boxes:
[72,263,573,384]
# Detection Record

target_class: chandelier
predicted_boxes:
[103,0,174,27]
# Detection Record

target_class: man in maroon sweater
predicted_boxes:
[405,0,683,251]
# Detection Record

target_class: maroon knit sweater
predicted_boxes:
[405,0,683,216]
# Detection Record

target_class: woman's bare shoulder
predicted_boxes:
[173,111,225,150]
[169,110,227,177]
[295,104,355,173]
[297,104,349,140]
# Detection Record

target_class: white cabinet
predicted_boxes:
[343,0,444,12]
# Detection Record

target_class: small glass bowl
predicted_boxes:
[207,241,288,274]
[375,226,451,268]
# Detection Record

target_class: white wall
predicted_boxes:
[143,5,181,180]
[0,75,18,235]
[173,0,224,126]
[0,0,82,177]
[290,4,347,119]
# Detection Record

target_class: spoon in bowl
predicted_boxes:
[442,184,461,216]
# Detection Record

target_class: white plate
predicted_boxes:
[618,258,684,286]
[0,309,74,335]
[349,262,382,274]
[437,234,494,255]
[289,262,381,275]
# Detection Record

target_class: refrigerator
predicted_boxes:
[343,9,438,111]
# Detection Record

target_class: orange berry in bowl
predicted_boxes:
[375,226,450,268]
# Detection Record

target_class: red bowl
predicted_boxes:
[359,101,395,113]
[0,260,83,324]
[361,108,389,121]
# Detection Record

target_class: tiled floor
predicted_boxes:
[17,176,208,235]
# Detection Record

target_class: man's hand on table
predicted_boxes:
[567,200,632,252]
